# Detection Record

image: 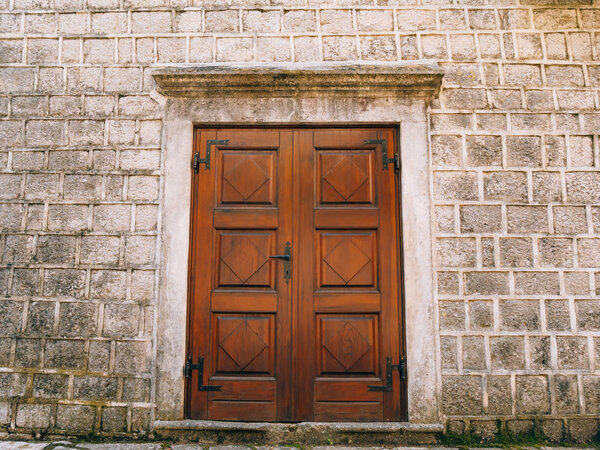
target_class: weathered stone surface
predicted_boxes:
[491,336,524,370]
[442,375,483,415]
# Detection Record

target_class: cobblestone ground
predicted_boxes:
[0,444,596,450]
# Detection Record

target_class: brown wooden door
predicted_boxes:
[187,128,405,422]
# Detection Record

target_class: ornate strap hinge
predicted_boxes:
[184,355,222,391]
[193,139,229,173]
[364,139,400,173]
[367,357,407,391]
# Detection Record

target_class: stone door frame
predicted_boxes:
[152,62,444,426]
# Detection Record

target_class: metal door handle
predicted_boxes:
[269,255,290,260]
[270,242,291,283]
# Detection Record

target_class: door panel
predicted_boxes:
[188,128,405,422]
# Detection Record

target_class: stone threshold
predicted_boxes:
[153,420,444,445]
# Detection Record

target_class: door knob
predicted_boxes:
[269,242,291,283]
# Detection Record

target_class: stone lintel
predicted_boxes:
[152,62,444,99]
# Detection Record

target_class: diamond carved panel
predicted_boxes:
[219,151,275,205]
[318,315,378,375]
[214,315,274,374]
[217,231,274,288]
[318,231,377,288]
[318,151,374,205]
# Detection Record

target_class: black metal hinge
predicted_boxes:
[193,139,229,173]
[367,357,407,391]
[364,139,400,173]
[184,355,222,391]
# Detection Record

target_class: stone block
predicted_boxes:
[104,68,141,93]
[35,235,76,264]
[533,8,577,29]
[28,39,58,64]
[0,204,23,230]
[91,12,126,34]
[135,205,158,231]
[499,9,530,29]
[491,336,524,370]
[12,151,44,170]
[122,377,150,402]
[45,339,85,369]
[216,37,254,62]
[479,34,501,58]
[74,376,118,400]
[569,418,600,443]
[506,135,542,167]
[545,33,567,59]
[470,420,497,441]
[434,172,478,201]
[15,404,52,429]
[139,120,160,145]
[462,336,485,370]
[460,205,501,232]
[538,238,573,268]
[466,135,502,167]
[63,174,102,201]
[83,39,114,64]
[546,65,585,87]
[15,338,41,368]
[545,299,570,331]
[12,269,38,297]
[293,36,319,62]
[90,270,127,300]
[500,300,539,331]
[25,301,54,336]
[93,204,131,232]
[442,375,483,415]
[33,374,68,399]
[131,11,171,33]
[464,272,509,295]
[468,300,493,330]
[3,235,34,264]
[101,406,127,432]
[582,375,600,414]
[421,34,447,59]
[124,236,156,266]
[575,299,600,330]
[323,36,357,61]
[0,174,22,200]
[88,339,111,373]
[400,36,418,60]
[526,90,554,111]
[487,375,511,415]
[529,336,550,370]
[555,374,580,414]
[85,96,115,117]
[436,238,476,267]
[438,271,459,295]
[440,336,457,370]
[431,113,472,131]
[432,135,461,167]
[356,9,393,31]
[507,206,548,233]
[157,38,185,64]
[503,64,541,86]
[59,12,87,34]
[0,338,11,366]
[449,34,476,60]
[67,67,102,93]
[577,239,600,267]
[320,10,352,33]
[257,37,290,62]
[539,419,564,442]
[103,304,139,337]
[515,271,560,295]
[566,172,600,203]
[26,120,63,147]
[0,373,27,399]
[569,135,594,167]
[81,235,121,265]
[516,375,550,415]
[115,341,151,375]
[483,171,527,202]
[0,68,35,94]
[360,36,397,61]
[68,120,104,146]
[0,300,23,335]
[56,404,96,432]
[283,9,316,32]
[131,407,151,432]
[435,206,455,233]
[564,272,589,295]
[58,302,97,337]
[439,301,465,331]
[557,336,588,369]
[553,206,587,234]
[49,96,82,116]
[499,238,532,267]
[44,269,86,298]
[47,204,89,232]
[26,205,44,230]
[0,401,9,425]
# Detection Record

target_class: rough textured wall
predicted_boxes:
[0,0,598,440]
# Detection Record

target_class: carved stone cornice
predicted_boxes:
[152,62,444,99]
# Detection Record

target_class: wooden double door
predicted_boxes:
[186,128,406,422]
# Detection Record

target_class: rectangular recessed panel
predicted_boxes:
[317,230,377,288]
[316,314,379,376]
[218,151,276,206]
[215,230,275,288]
[317,151,374,205]
[212,314,274,375]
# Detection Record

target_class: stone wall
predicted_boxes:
[0,0,598,441]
